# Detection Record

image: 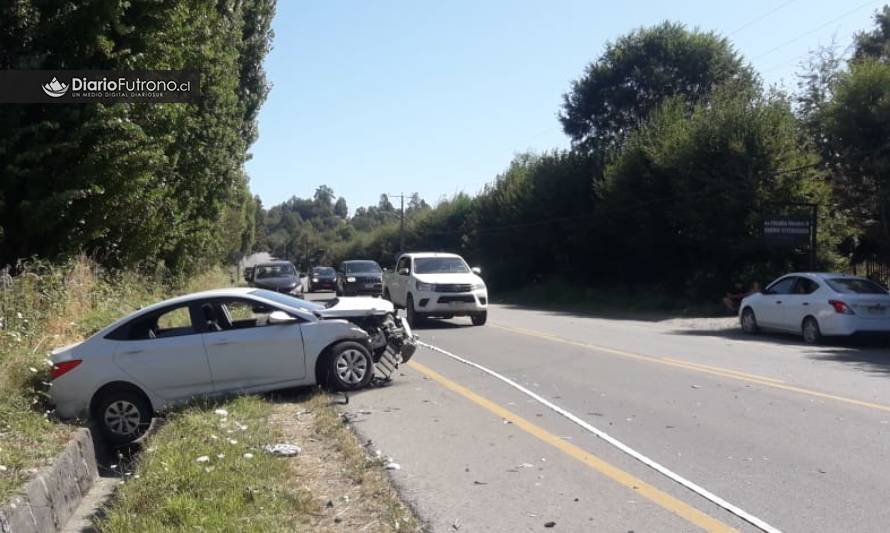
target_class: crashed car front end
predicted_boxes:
[317,297,417,378]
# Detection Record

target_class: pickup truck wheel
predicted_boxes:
[406,294,420,328]
[327,341,373,391]
[471,311,487,326]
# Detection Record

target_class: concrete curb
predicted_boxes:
[0,429,98,533]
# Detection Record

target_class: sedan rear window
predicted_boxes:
[826,278,887,295]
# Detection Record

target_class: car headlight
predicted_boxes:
[473,282,486,290]
[346,276,356,283]
[416,281,434,291]
[312,278,319,282]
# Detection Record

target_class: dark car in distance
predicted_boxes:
[250,261,303,295]
[337,260,384,296]
[308,266,338,292]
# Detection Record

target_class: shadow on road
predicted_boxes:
[671,327,890,377]
[493,301,725,323]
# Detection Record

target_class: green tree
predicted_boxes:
[603,87,835,294]
[854,5,890,61]
[559,22,756,155]
[334,197,348,218]
[822,60,890,257]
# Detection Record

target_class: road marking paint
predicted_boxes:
[414,342,782,533]
[661,358,785,384]
[491,323,890,414]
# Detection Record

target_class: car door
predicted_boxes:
[781,277,820,331]
[393,256,411,304]
[200,298,307,393]
[758,276,797,328]
[112,303,215,401]
[336,263,346,293]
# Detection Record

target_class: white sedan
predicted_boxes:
[48,288,415,444]
[739,273,890,343]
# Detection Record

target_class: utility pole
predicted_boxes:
[388,193,406,254]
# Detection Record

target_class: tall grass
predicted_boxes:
[0,257,233,500]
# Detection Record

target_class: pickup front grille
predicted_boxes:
[434,283,473,293]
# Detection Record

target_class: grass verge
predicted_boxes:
[98,396,315,532]
[98,392,420,532]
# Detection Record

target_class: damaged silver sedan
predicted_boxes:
[48,288,416,444]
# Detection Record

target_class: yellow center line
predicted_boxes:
[407,360,738,533]
[491,323,890,414]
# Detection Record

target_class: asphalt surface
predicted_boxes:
[304,292,890,532]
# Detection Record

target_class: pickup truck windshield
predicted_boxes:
[346,261,381,274]
[414,257,469,274]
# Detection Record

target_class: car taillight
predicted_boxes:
[828,300,855,315]
[51,359,82,380]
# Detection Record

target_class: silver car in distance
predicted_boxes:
[48,288,415,444]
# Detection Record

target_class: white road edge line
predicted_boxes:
[417,340,782,533]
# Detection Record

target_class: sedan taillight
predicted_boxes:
[828,300,855,315]
[51,359,82,380]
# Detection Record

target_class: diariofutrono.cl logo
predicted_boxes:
[42,77,69,97]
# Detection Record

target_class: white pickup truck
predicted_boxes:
[383,252,488,327]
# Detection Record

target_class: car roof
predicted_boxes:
[342,259,379,263]
[402,252,461,259]
[90,287,316,340]
[782,272,859,279]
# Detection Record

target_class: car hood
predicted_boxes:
[254,276,299,289]
[319,297,395,318]
[414,273,483,286]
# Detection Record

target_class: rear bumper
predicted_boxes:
[819,314,890,336]
[309,281,337,291]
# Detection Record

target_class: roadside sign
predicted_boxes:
[763,217,811,247]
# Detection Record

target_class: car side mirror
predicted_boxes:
[471,266,482,275]
[398,267,410,276]
[268,311,297,325]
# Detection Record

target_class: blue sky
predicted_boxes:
[245,0,883,213]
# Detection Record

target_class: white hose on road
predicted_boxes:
[418,340,783,533]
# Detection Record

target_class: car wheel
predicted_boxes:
[327,341,374,391]
[471,311,487,326]
[740,308,759,334]
[406,294,420,328]
[95,390,152,445]
[802,317,822,344]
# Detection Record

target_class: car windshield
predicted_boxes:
[345,261,381,274]
[414,257,469,274]
[826,278,887,295]
[255,264,296,279]
[312,267,335,276]
[250,289,328,311]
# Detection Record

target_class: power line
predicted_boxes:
[751,0,881,61]
[729,0,797,36]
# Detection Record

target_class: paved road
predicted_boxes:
[306,293,890,532]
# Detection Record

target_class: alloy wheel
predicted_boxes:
[104,400,142,436]
[336,349,368,384]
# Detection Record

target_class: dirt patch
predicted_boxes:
[270,394,421,533]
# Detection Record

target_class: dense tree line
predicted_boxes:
[0,0,275,274]
[325,14,890,298]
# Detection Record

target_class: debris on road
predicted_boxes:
[384,461,401,470]
[544,520,556,527]
[263,443,301,457]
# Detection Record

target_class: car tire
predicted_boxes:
[95,390,152,445]
[802,316,822,344]
[406,294,420,328]
[740,308,759,334]
[326,341,374,391]
[471,311,487,326]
